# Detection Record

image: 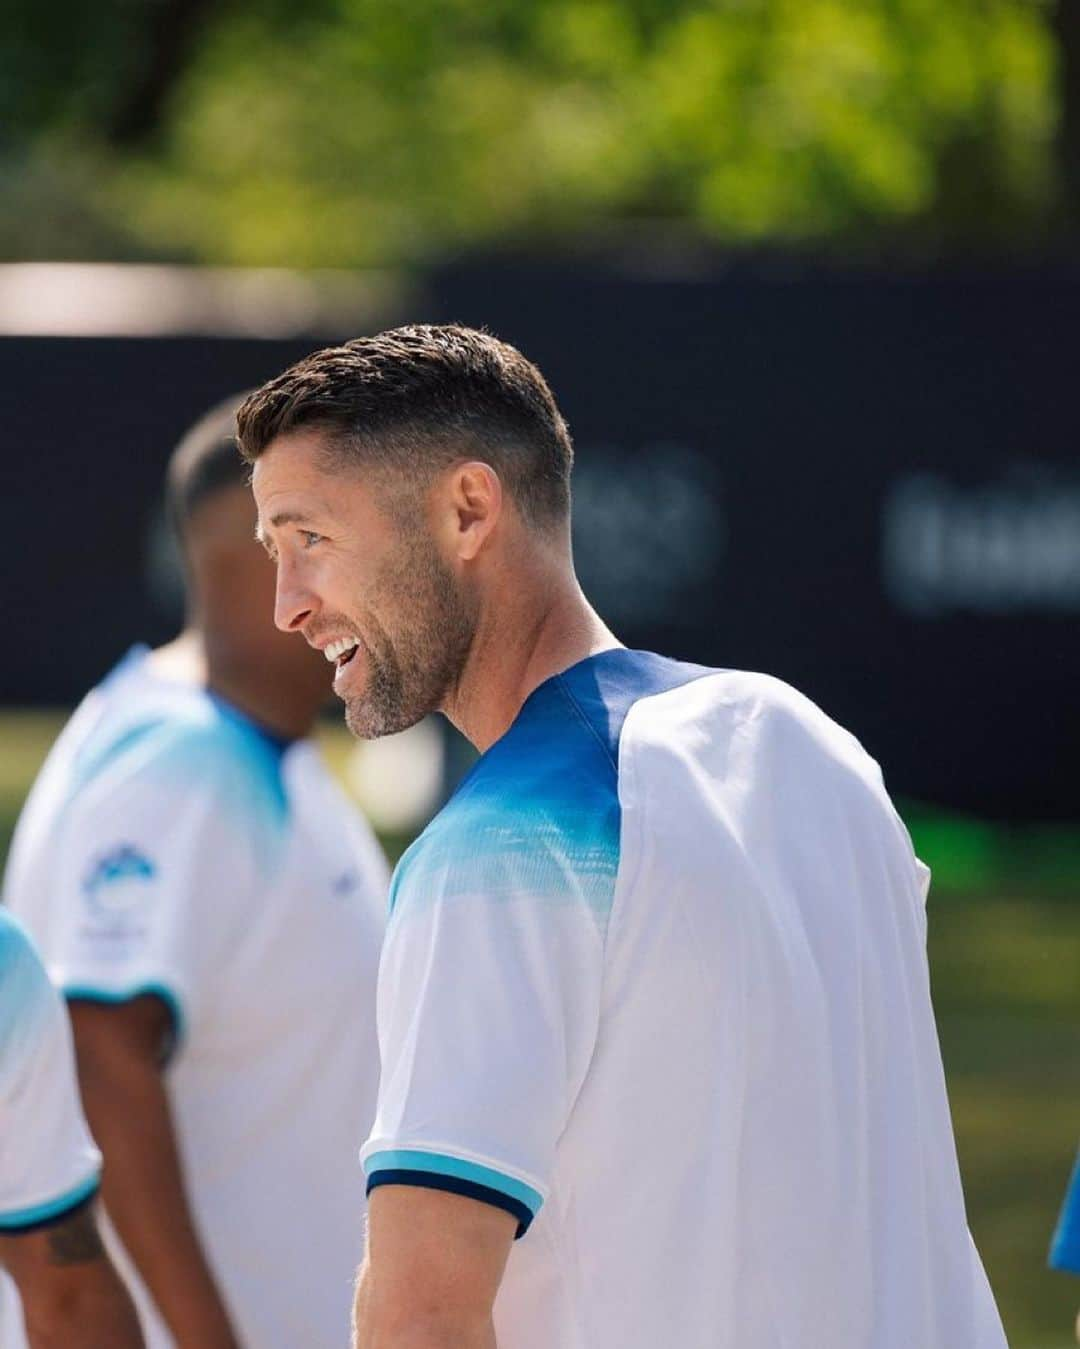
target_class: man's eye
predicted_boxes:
[300,530,323,549]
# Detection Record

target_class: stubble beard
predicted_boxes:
[342,533,476,740]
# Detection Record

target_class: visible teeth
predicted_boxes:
[324,638,359,663]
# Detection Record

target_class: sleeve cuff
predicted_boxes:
[363,1148,544,1239]
[0,1172,100,1235]
[63,981,186,1062]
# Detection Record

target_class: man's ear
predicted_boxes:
[441,461,503,562]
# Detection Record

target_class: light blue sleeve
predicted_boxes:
[0,912,101,1229]
[1051,1147,1080,1275]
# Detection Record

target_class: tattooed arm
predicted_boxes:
[0,916,143,1346]
[0,1198,144,1349]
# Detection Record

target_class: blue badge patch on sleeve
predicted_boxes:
[82,845,157,913]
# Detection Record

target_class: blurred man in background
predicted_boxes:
[244,324,1006,1349]
[1050,1149,1080,1342]
[3,397,389,1348]
[0,909,142,1348]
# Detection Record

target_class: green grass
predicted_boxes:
[0,711,71,862]
[1,710,1078,1346]
[929,894,1080,1347]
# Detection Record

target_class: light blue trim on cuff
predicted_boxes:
[363,1149,544,1218]
[0,1171,100,1232]
[63,982,186,1059]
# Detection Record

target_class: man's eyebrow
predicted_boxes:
[255,510,314,544]
[270,509,314,527]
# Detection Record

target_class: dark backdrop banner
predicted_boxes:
[3,261,1077,818]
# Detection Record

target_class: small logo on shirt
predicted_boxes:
[82,845,157,914]
[331,869,359,899]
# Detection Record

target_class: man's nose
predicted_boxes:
[274,559,316,634]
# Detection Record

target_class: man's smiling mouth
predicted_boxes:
[324,638,360,668]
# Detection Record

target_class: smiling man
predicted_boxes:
[5,397,389,1349]
[242,324,1006,1349]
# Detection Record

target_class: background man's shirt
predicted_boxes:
[363,648,1006,1349]
[0,910,101,1345]
[4,648,389,1349]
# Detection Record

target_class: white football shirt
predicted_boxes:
[4,647,388,1349]
[0,910,101,1346]
[363,649,1006,1349]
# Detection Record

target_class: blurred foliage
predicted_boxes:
[905,804,1080,899]
[0,0,1062,265]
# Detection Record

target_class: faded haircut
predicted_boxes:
[235,324,573,529]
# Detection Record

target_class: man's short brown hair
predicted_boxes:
[236,324,573,528]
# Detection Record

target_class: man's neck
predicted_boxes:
[150,631,317,743]
[205,665,315,744]
[444,566,620,753]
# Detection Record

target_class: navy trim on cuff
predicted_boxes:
[367,1169,534,1238]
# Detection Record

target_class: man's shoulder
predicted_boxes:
[6,671,292,917]
[620,663,878,777]
[388,650,715,925]
[70,703,231,795]
[618,665,898,858]
[467,647,716,793]
[63,679,288,824]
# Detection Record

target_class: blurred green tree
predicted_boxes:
[0,0,1063,264]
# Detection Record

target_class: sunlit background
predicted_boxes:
[3,3,1079,1344]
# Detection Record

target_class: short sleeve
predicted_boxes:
[1051,1148,1080,1275]
[361,835,607,1237]
[0,915,100,1231]
[17,722,267,1052]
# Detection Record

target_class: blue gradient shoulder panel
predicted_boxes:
[1051,1149,1080,1274]
[391,649,712,927]
[67,661,290,838]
